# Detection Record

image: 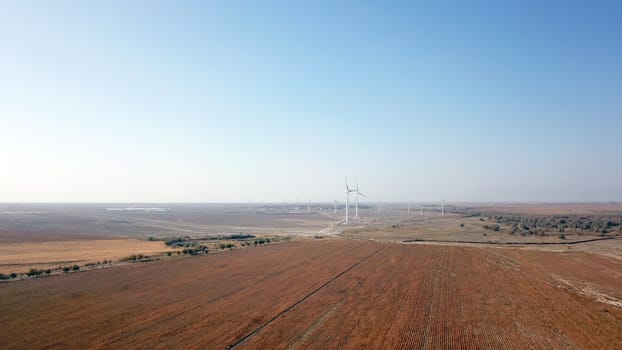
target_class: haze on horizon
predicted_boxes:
[1,1,621,203]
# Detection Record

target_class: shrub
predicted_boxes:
[167,251,172,256]
[163,236,193,247]
[72,265,80,271]
[559,233,566,240]
[26,268,43,277]
[227,234,255,240]
[62,266,71,272]
[219,243,226,249]
[0,273,19,280]
[460,223,464,227]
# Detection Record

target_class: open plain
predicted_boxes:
[0,204,338,242]
[1,203,622,349]
[1,239,622,349]
[0,203,338,276]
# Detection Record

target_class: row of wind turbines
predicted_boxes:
[254,177,446,225]
[341,176,446,225]
[343,176,366,224]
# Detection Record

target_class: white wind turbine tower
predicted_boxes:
[441,200,445,216]
[344,177,356,224]
[355,180,366,218]
[307,197,311,213]
[333,200,338,214]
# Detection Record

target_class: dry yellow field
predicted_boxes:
[0,239,178,273]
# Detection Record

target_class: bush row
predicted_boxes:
[120,254,149,262]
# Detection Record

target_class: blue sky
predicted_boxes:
[1,0,621,202]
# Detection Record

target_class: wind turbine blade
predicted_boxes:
[359,193,367,198]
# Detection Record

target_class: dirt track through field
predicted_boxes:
[226,246,386,349]
[403,236,617,245]
[1,239,622,349]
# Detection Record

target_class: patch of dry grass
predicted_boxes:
[0,239,178,273]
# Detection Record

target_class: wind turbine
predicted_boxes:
[355,180,366,218]
[334,199,338,214]
[344,176,356,224]
[408,202,411,215]
[441,200,445,216]
[307,197,311,213]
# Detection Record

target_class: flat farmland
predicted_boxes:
[1,240,621,349]
[0,239,178,274]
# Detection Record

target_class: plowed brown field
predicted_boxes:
[1,239,621,349]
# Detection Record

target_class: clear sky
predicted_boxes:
[1,0,621,203]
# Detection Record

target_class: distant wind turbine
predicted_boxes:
[344,176,356,224]
[355,179,366,218]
